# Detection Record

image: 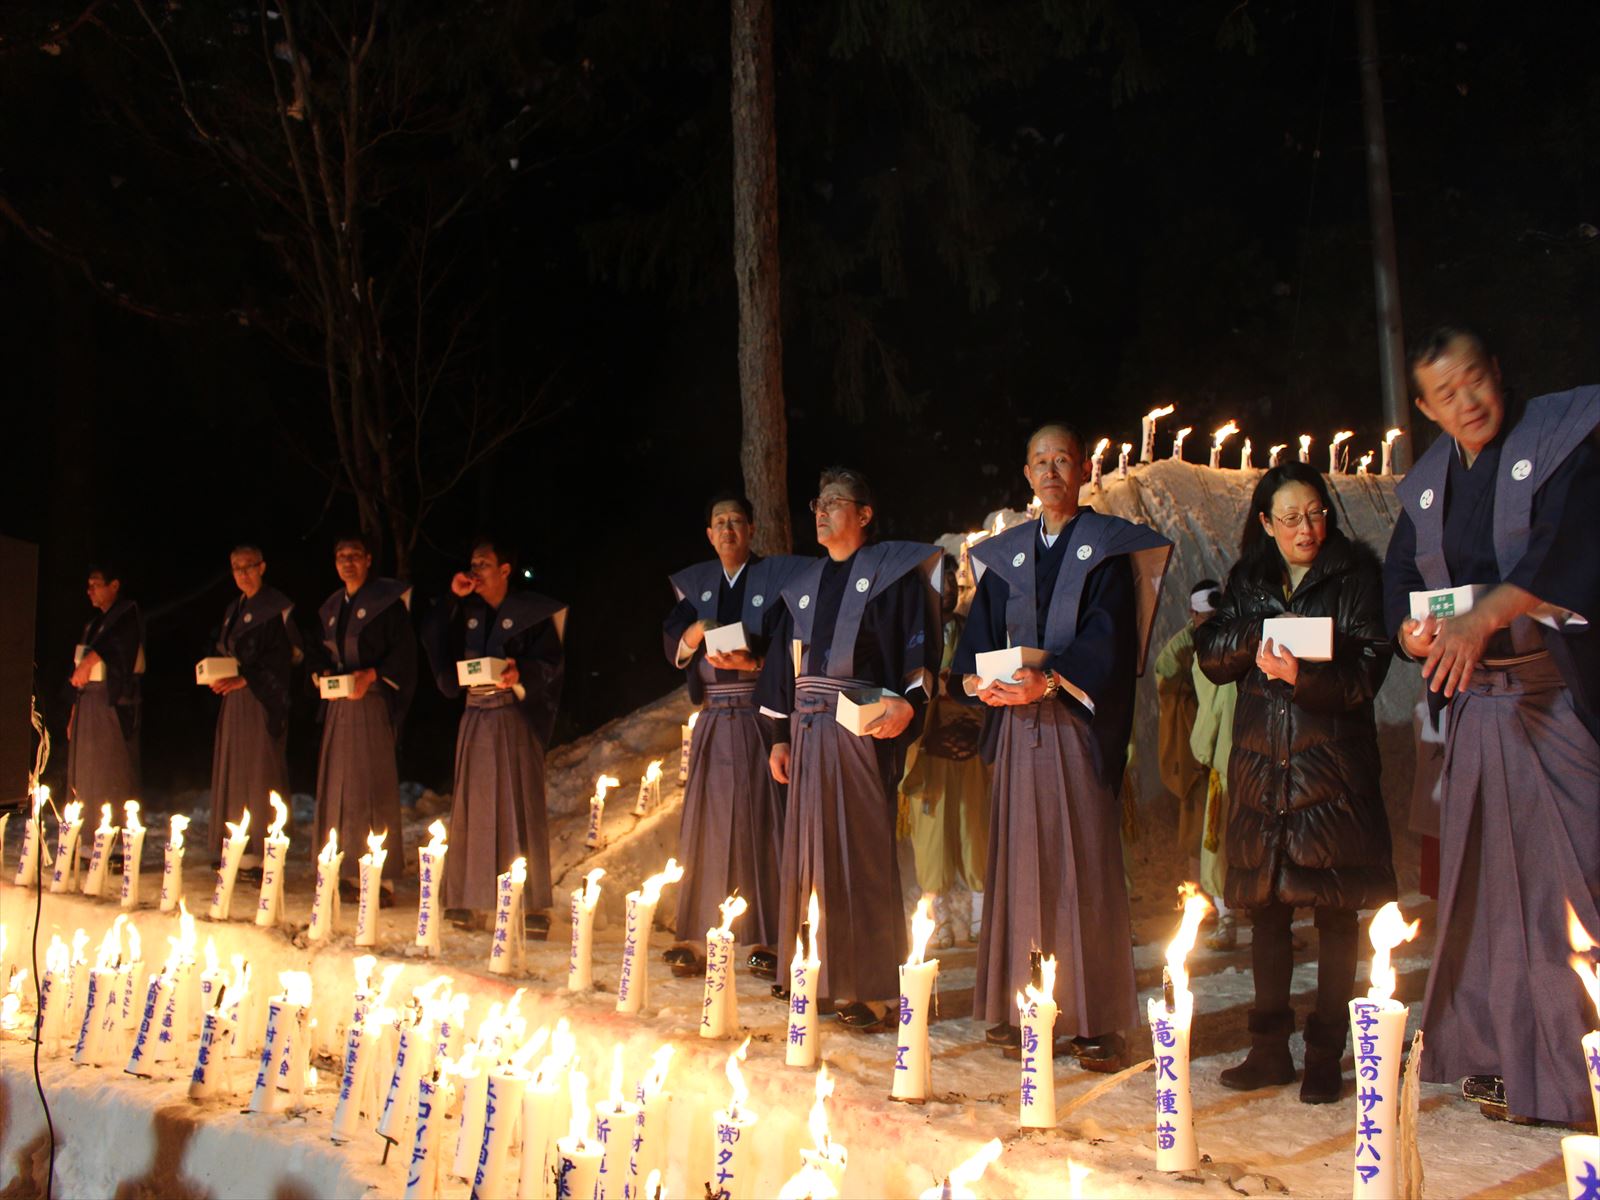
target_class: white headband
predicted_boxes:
[1189,587,1217,614]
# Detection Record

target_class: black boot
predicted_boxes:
[1219,1009,1297,1090]
[1300,1012,1348,1104]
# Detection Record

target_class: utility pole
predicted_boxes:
[1356,0,1411,469]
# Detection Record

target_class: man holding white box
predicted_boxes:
[203,545,300,872]
[421,536,566,933]
[662,494,807,975]
[312,534,416,896]
[1384,324,1600,1126]
[951,424,1171,1070]
[755,467,942,1031]
[66,562,145,822]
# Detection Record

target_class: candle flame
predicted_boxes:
[643,1043,674,1096]
[177,903,197,957]
[59,800,83,834]
[645,1169,662,1200]
[686,710,700,731]
[535,1018,577,1087]
[364,830,387,859]
[125,924,141,965]
[805,889,821,964]
[69,928,90,967]
[1269,443,1287,458]
[644,759,663,784]
[724,1035,751,1117]
[639,858,686,906]
[508,856,528,886]
[963,529,985,547]
[1566,901,1599,1020]
[95,803,115,836]
[374,963,404,1012]
[226,955,251,1014]
[168,814,190,851]
[712,892,749,938]
[808,1062,838,1155]
[203,936,219,976]
[1331,430,1354,447]
[1146,404,1176,421]
[1358,452,1374,472]
[948,1139,1003,1190]
[277,970,313,1007]
[1018,954,1058,1014]
[124,800,143,834]
[32,784,49,815]
[1211,420,1239,449]
[1068,1159,1090,1200]
[1299,433,1312,451]
[991,511,1005,537]
[510,1024,551,1072]
[1165,883,1212,1004]
[423,819,448,855]
[45,934,69,976]
[353,954,376,994]
[225,806,251,843]
[94,915,127,970]
[579,867,605,907]
[1385,428,1403,446]
[594,774,622,802]
[1119,442,1132,457]
[906,894,937,967]
[566,1063,590,1146]
[317,826,339,864]
[1365,901,1421,1003]
[1092,437,1110,459]
[607,1043,626,1108]
[266,792,289,839]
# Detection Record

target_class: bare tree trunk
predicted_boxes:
[730,0,791,554]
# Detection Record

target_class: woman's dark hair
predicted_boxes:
[1236,462,1340,578]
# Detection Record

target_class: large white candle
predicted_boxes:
[405,1068,453,1200]
[188,1007,236,1099]
[786,891,822,1068]
[1381,428,1403,475]
[519,1021,576,1200]
[416,820,448,955]
[594,1047,640,1199]
[1116,442,1132,480]
[472,1066,527,1200]
[33,936,70,1051]
[356,830,388,948]
[49,800,84,893]
[709,1040,757,1200]
[679,711,699,784]
[625,1046,673,1199]
[15,787,45,888]
[209,806,252,921]
[555,1065,604,1200]
[701,892,747,1038]
[568,868,605,991]
[1208,421,1239,470]
[1565,904,1600,1137]
[451,1052,490,1182]
[618,859,685,1015]
[120,802,146,909]
[1018,955,1058,1129]
[125,967,172,1076]
[1171,426,1193,461]
[1350,902,1421,1198]
[308,828,342,942]
[160,815,190,913]
[1089,437,1110,490]
[379,1009,434,1150]
[1330,430,1353,474]
[81,803,119,898]
[489,857,527,976]
[585,774,621,850]
[255,792,291,927]
[1239,438,1253,472]
[1149,885,1210,1172]
[632,760,664,817]
[1141,405,1174,464]
[892,897,939,1104]
[1298,433,1312,464]
[1562,1135,1600,1200]
[1268,443,1287,468]
[250,972,312,1113]
[331,1011,382,1141]
[72,967,115,1066]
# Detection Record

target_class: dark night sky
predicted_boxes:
[1,0,1596,803]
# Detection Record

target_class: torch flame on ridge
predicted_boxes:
[906,895,937,967]
[1211,420,1239,449]
[687,710,700,731]
[94,803,115,836]
[1017,954,1058,1015]
[266,792,289,840]
[579,868,606,906]
[168,814,190,851]
[639,858,686,907]
[423,819,448,855]
[1365,901,1421,1003]
[1566,901,1599,1020]
[124,800,143,834]
[644,759,663,784]
[1146,404,1176,421]
[594,774,621,802]
[508,856,527,886]
[713,893,748,938]
[1165,883,1212,1005]
[363,830,388,862]
[317,826,339,864]
[225,806,251,844]
[725,1036,751,1118]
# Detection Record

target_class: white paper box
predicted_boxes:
[1408,585,1479,622]
[195,656,240,685]
[1261,616,1333,662]
[835,687,889,736]
[702,622,750,656]
[319,673,356,700]
[973,646,1050,687]
[74,645,105,683]
[455,657,506,687]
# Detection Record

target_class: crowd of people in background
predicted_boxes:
[57,324,1598,1128]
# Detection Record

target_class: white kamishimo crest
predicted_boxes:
[1511,458,1532,481]
[798,595,811,610]
[1419,489,1435,510]
[752,594,764,607]
[243,612,253,623]
[356,608,367,619]
[501,618,513,629]
[1076,545,1093,561]
[701,590,713,602]
[467,618,479,629]
[855,578,870,593]
[1012,552,1026,568]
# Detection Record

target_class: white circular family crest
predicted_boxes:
[855,578,870,593]
[501,617,513,629]
[356,608,367,619]
[752,594,764,608]
[242,612,253,623]
[1511,458,1532,482]
[1012,552,1026,568]
[1419,489,1435,510]
[700,590,713,602]
[467,617,479,629]
[798,595,811,610]
[1076,545,1093,561]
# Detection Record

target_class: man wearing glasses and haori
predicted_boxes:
[952,424,1171,1071]
[204,544,301,877]
[661,494,808,977]
[755,468,943,1032]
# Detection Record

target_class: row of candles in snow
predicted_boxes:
[582,761,670,853]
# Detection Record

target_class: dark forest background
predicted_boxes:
[2,0,1596,801]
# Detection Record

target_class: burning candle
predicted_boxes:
[49,800,85,893]
[1268,443,1287,468]
[1149,884,1210,1171]
[356,830,388,948]
[555,1064,605,1200]
[625,1045,674,1199]
[709,1038,757,1200]
[1089,437,1110,490]
[1017,954,1058,1129]
[593,1045,641,1198]
[568,868,605,991]
[633,760,664,817]
[1171,426,1193,461]
[586,774,622,850]
[209,806,252,921]
[73,917,126,1065]
[892,896,939,1104]
[151,907,199,1061]
[490,856,528,976]
[1382,427,1403,475]
[680,711,699,784]
[0,811,9,877]
[255,792,291,927]
[81,803,119,898]
[1357,451,1373,476]
[406,1065,454,1200]
[379,987,444,1151]
[160,815,190,913]
[472,1061,529,1200]
[125,958,173,1076]
[1141,405,1175,464]
[797,1063,847,1194]
[189,958,248,1099]
[1329,430,1353,474]
[1208,421,1239,470]
[331,1001,388,1142]
[416,820,448,955]
[1298,433,1313,464]
[308,827,343,942]
[109,925,144,1062]
[451,1042,493,1182]
[1565,903,1600,1133]
[917,1139,1002,1200]
[1,966,28,1034]
[250,970,312,1113]
[700,892,747,1038]
[1116,441,1132,480]
[15,786,46,888]
[33,935,70,1050]
[1239,438,1253,472]
[121,801,146,909]
[520,1021,577,1200]
[619,858,685,1015]
[786,890,822,1068]
[1349,901,1421,1198]
[1562,1136,1600,1200]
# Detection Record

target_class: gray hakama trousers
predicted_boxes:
[209,687,288,861]
[973,701,1138,1034]
[674,683,782,947]
[442,690,551,914]
[776,678,906,1002]
[315,690,403,882]
[1419,654,1600,1125]
[66,681,137,811]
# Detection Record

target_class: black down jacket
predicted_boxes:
[1194,531,1397,910]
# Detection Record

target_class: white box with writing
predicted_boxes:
[195,656,240,685]
[456,657,507,687]
[702,622,750,657]
[835,687,889,736]
[1261,616,1334,662]
[318,673,356,700]
[1408,585,1480,622]
[973,646,1051,687]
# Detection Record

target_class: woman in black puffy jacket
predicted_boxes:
[1194,462,1395,1104]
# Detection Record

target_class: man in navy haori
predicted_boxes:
[422,537,565,934]
[1385,325,1600,1126]
[66,562,145,820]
[755,467,943,1031]
[952,424,1171,1070]
[662,494,807,976]
[312,534,416,901]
